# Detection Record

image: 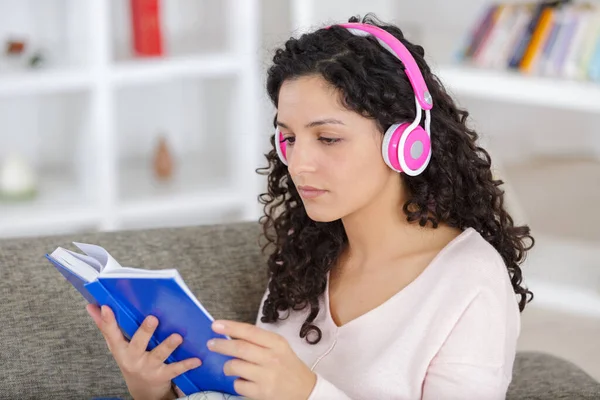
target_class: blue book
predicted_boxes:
[45,242,238,397]
[588,34,600,82]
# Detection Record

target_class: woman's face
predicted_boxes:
[277,75,398,222]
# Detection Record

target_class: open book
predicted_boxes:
[46,243,238,396]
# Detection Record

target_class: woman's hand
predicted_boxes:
[207,320,317,400]
[87,304,202,400]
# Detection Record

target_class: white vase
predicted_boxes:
[0,153,38,201]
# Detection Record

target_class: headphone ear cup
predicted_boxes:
[382,123,409,173]
[399,125,431,176]
[382,122,431,176]
[275,128,288,165]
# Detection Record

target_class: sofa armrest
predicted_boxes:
[508,351,600,399]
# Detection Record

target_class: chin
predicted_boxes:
[303,205,343,223]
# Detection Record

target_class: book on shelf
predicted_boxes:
[130,0,163,57]
[456,0,600,82]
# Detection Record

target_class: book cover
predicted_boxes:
[508,0,565,68]
[465,4,500,61]
[519,7,556,73]
[495,5,534,69]
[578,7,600,78]
[548,7,578,76]
[478,5,519,69]
[45,244,239,396]
[130,0,164,57]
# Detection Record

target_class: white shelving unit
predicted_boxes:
[0,0,263,238]
[435,64,600,114]
[110,53,240,86]
[0,68,93,96]
[428,66,600,319]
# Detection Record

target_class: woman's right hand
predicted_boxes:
[86,304,202,400]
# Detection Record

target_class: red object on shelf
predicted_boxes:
[130,0,163,57]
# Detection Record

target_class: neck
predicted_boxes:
[340,177,421,268]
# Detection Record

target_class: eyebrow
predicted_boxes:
[277,118,346,130]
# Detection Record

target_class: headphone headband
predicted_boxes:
[330,23,433,111]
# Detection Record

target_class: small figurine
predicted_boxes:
[29,51,44,68]
[153,135,174,181]
[5,39,25,56]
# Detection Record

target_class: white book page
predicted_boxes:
[68,242,175,278]
[102,267,178,278]
[50,247,99,282]
[65,249,103,272]
[73,242,124,273]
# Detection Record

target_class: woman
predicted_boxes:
[87,14,534,400]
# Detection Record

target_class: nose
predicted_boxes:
[287,137,318,176]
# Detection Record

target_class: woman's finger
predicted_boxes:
[207,338,270,365]
[223,358,263,382]
[212,320,280,349]
[149,333,183,363]
[162,357,202,381]
[86,304,103,328]
[233,378,260,400]
[92,305,128,354]
[128,315,159,357]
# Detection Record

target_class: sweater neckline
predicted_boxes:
[323,227,476,333]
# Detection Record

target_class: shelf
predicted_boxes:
[436,65,600,113]
[117,156,240,225]
[527,279,600,319]
[0,54,240,95]
[0,53,243,96]
[119,188,244,223]
[0,68,93,97]
[110,53,240,86]
[0,206,99,239]
[0,170,99,238]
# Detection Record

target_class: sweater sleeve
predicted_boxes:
[421,286,520,400]
[307,373,354,400]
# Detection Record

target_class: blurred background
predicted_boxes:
[0,0,598,380]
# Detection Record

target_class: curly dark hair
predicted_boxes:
[255,14,534,345]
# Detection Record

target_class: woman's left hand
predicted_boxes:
[207,320,317,400]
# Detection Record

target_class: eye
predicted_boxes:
[318,137,341,145]
[280,136,295,145]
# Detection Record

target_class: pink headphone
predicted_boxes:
[275,22,433,176]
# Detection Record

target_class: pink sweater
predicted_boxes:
[255,227,521,400]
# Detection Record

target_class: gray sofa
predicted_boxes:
[1,221,599,399]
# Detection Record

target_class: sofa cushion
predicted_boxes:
[508,351,600,399]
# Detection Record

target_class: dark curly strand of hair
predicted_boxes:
[255,14,534,345]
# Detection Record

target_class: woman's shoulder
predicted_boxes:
[425,227,520,334]
[447,227,505,259]
[435,227,514,292]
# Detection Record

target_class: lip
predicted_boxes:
[297,185,327,199]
